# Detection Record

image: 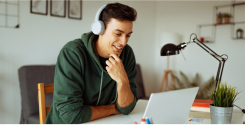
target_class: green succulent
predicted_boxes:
[207,82,241,107]
[217,12,223,18]
[223,13,232,17]
[237,28,243,32]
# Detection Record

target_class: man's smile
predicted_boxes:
[113,45,123,52]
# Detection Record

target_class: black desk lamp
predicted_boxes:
[160,35,245,114]
[160,33,228,89]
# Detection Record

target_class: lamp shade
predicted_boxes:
[160,43,179,56]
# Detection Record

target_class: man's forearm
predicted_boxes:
[90,103,120,121]
[117,80,135,107]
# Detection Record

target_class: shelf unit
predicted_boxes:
[197,1,245,42]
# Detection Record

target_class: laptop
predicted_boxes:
[142,87,199,124]
[124,87,199,124]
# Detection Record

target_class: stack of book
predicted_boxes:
[189,99,213,119]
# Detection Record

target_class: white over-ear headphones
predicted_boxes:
[91,5,106,35]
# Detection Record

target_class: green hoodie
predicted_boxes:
[45,31,138,124]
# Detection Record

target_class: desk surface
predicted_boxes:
[86,99,244,124]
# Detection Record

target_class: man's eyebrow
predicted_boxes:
[115,29,133,34]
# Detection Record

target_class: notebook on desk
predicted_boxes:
[124,87,199,124]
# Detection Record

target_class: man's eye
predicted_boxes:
[115,33,121,36]
[127,35,131,37]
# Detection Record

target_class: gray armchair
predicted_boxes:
[18,64,147,124]
[18,65,55,124]
[135,64,148,100]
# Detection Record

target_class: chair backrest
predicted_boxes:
[38,83,54,124]
[18,65,55,124]
[135,64,146,99]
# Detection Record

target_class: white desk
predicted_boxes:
[86,99,244,124]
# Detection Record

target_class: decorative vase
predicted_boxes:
[217,17,222,24]
[210,104,233,124]
[236,30,244,38]
[224,17,230,24]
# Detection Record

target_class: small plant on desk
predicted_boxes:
[207,82,241,107]
[206,82,242,124]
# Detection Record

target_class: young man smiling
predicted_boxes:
[45,2,138,124]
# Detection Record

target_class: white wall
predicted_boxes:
[155,0,245,120]
[0,1,156,123]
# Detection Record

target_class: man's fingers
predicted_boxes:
[105,66,110,71]
[105,60,112,67]
[109,53,119,61]
[109,57,116,64]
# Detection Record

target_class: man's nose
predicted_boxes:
[120,36,127,46]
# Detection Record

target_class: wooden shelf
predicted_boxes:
[232,37,245,40]
[198,2,245,41]
[214,2,245,8]
[198,23,233,27]
[214,23,234,26]
[199,22,245,27]
[232,2,245,6]
[234,21,245,24]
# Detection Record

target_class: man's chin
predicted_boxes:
[115,53,120,57]
[111,52,121,57]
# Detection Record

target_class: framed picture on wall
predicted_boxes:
[30,0,48,15]
[68,0,82,20]
[50,0,66,18]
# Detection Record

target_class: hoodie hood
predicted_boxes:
[81,31,105,71]
[81,31,118,106]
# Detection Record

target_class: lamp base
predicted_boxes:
[159,70,176,92]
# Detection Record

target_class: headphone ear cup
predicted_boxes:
[91,20,105,35]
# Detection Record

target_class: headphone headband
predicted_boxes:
[91,5,106,35]
[95,5,106,21]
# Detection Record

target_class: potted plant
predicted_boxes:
[223,13,232,24]
[217,12,223,24]
[207,82,241,124]
[236,28,244,38]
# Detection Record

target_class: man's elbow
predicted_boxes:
[119,108,134,115]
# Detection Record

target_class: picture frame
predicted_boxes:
[68,0,82,20]
[30,0,48,15]
[50,0,66,18]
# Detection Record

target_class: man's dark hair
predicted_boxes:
[99,2,137,28]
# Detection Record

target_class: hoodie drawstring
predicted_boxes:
[96,71,103,106]
[96,70,118,106]
[111,84,118,104]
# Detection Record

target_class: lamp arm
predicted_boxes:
[179,33,228,88]
[193,40,226,88]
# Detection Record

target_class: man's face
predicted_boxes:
[98,18,133,58]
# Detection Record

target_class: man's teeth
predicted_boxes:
[115,46,122,49]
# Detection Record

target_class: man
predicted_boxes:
[45,2,138,124]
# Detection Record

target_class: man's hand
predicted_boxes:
[105,54,135,108]
[105,53,129,84]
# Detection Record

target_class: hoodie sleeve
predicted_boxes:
[53,48,92,123]
[116,46,138,115]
